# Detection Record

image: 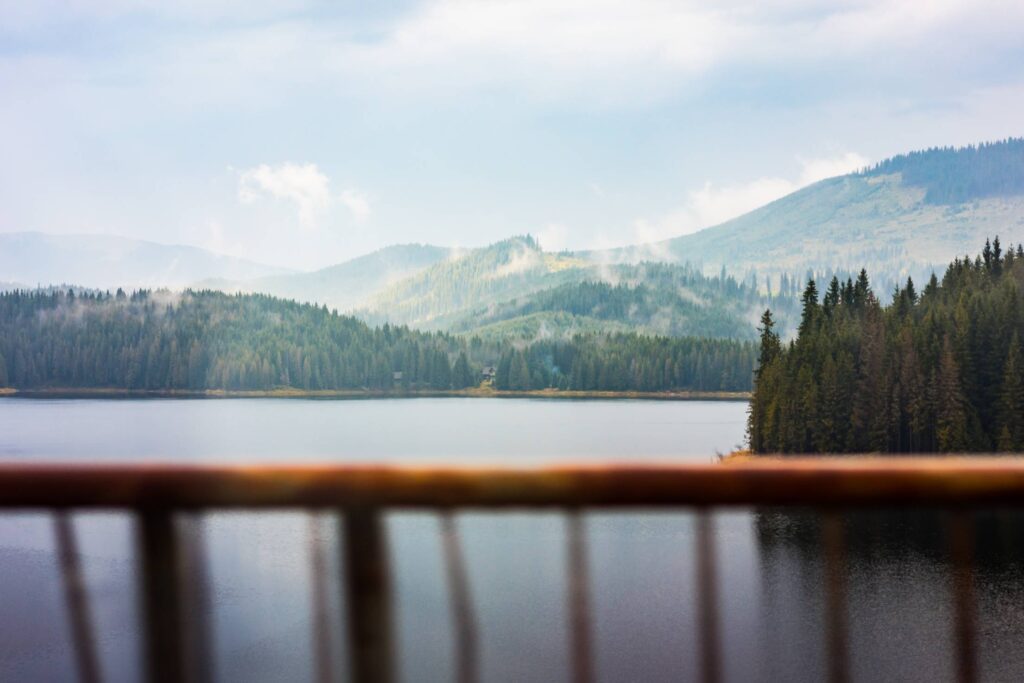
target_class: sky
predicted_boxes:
[1,0,1023,271]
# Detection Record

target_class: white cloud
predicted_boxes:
[319,0,1023,105]
[537,223,569,252]
[6,0,1022,111]
[339,188,371,222]
[797,151,869,185]
[238,162,331,227]
[631,151,869,242]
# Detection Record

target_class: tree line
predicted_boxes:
[0,288,754,393]
[860,138,1024,204]
[748,238,1024,453]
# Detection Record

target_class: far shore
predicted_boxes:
[0,386,750,401]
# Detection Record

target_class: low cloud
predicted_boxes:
[632,151,870,242]
[339,188,371,222]
[238,162,331,227]
[537,223,569,252]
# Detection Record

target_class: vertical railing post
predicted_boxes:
[342,507,393,683]
[54,513,101,683]
[139,509,185,683]
[822,511,849,683]
[309,512,336,683]
[950,510,977,683]
[695,510,721,683]
[441,512,478,683]
[179,513,214,683]
[567,510,593,683]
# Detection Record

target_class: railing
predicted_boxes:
[4,458,1024,683]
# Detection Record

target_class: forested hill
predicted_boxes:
[748,239,1024,454]
[598,138,1024,290]
[360,236,798,340]
[0,289,754,393]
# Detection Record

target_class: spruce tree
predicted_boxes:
[798,280,819,337]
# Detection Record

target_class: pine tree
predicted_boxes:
[853,269,871,310]
[798,280,819,337]
[823,277,841,316]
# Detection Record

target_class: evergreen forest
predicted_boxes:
[748,239,1024,453]
[0,288,754,393]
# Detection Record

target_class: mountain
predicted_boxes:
[198,243,453,313]
[359,236,585,327]
[351,139,1024,341]
[442,266,779,341]
[0,232,287,290]
[599,139,1024,290]
[14,139,1021,346]
[359,236,797,340]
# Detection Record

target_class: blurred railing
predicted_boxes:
[4,458,1024,683]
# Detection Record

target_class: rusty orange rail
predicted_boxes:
[3,458,1024,508]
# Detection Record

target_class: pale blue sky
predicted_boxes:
[2,0,1023,269]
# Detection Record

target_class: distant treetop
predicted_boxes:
[859,137,1024,204]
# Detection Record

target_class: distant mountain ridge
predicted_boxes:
[198,243,453,313]
[6,138,1023,344]
[598,138,1024,286]
[0,232,288,290]
[358,236,796,340]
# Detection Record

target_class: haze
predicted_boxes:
[3,0,1023,270]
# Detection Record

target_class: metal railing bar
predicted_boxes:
[309,513,336,683]
[441,512,479,683]
[138,510,185,683]
[567,511,594,683]
[695,511,721,683]
[343,507,393,683]
[178,514,214,683]
[950,510,977,683]
[8,460,1024,509]
[54,513,102,683]
[821,512,849,683]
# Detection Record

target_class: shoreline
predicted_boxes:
[0,386,750,401]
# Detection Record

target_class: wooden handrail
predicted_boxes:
[2,459,1024,508]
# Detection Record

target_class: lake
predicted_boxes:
[1,397,1023,682]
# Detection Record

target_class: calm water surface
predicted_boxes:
[1,398,1022,682]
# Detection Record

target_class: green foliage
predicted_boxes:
[360,236,800,341]
[448,262,793,341]
[0,288,755,393]
[749,239,1024,453]
[492,333,755,392]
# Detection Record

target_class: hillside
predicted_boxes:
[597,138,1024,289]
[0,232,287,289]
[359,236,588,327]
[444,265,787,341]
[198,243,452,313]
[359,237,796,339]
